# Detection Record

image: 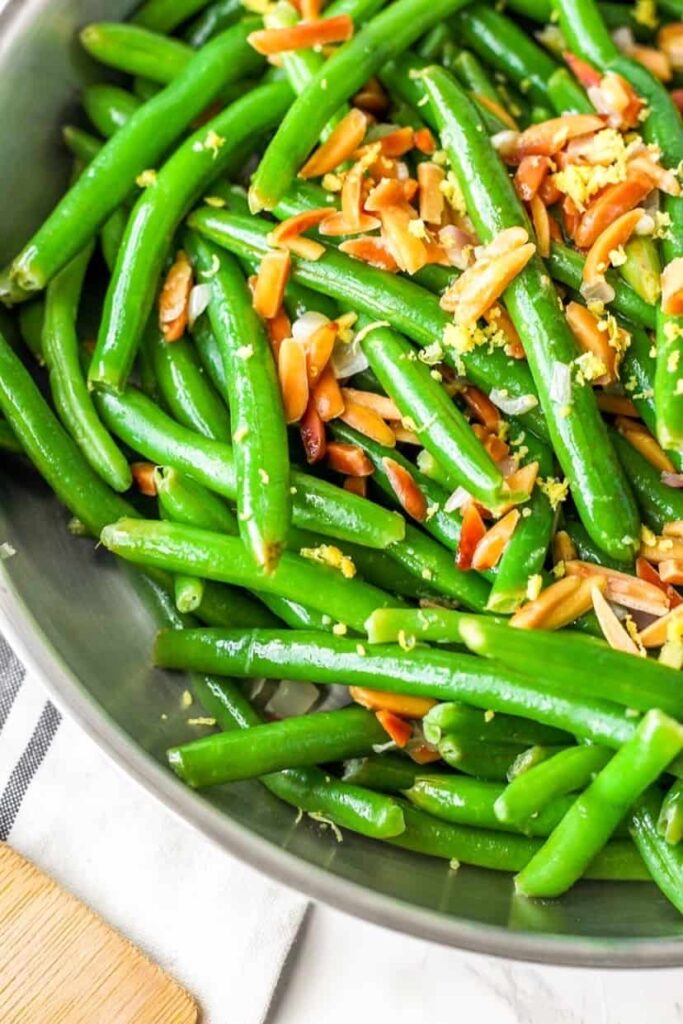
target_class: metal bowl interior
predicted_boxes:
[1,0,683,967]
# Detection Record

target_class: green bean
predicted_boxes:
[451,49,501,105]
[487,430,555,613]
[96,387,405,548]
[453,3,558,108]
[547,243,656,330]
[133,0,213,33]
[508,743,577,781]
[342,753,437,792]
[190,314,229,397]
[546,67,594,115]
[620,236,661,307]
[423,701,571,748]
[155,465,236,533]
[393,804,647,878]
[417,23,454,60]
[186,235,290,570]
[631,788,683,912]
[145,321,231,443]
[658,779,683,846]
[516,710,683,897]
[423,66,640,562]
[82,84,141,138]
[563,517,634,572]
[457,613,683,719]
[171,574,203,614]
[192,673,405,837]
[249,0,474,212]
[494,744,614,829]
[386,523,491,610]
[169,704,388,787]
[183,0,242,47]
[438,734,528,780]
[18,299,44,363]
[257,594,333,631]
[42,245,131,493]
[102,518,396,632]
[408,776,583,837]
[187,208,548,438]
[0,330,132,534]
[90,81,290,393]
[154,628,640,748]
[611,430,683,532]
[61,125,102,165]
[360,323,508,509]
[100,208,129,275]
[5,22,262,296]
[80,22,194,83]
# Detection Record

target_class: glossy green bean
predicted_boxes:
[563,517,634,572]
[494,744,614,828]
[155,465,237,533]
[620,236,661,306]
[190,314,229,397]
[82,84,141,138]
[168,705,388,788]
[438,734,528,780]
[548,244,656,330]
[342,753,436,792]
[80,22,194,82]
[423,66,640,561]
[0,419,21,454]
[249,0,474,212]
[546,67,594,115]
[423,701,571,748]
[18,299,44,363]
[613,429,683,531]
[186,208,548,438]
[658,779,683,846]
[0,330,132,535]
[61,125,102,165]
[507,744,574,780]
[631,788,683,913]
[42,245,131,493]
[183,0,242,47]
[516,710,683,897]
[145,321,232,443]
[102,519,396,632]
[5,21,262,296]
[90,80,291,392]
[100,207,129,275]
[154,628,640,749]
[133,0,213,33]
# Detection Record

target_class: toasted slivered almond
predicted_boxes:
[471,509,521,571]
[615,416,676,474]
[353,76,389,115]
[440,242,536,325]
[327,441,374,476]
[300,0,321,17]
[564,559,670,615]
[562,194,582,242]
[132,462,157,496]
[473,93,518,131]
[514,114,605,159]
[529,194,551,258]
[457,503,487,571]
[382,456,427,521]
[439,225,476,271]
[248,14,353,55]
[548,212,563,244]
[414,127,437,155]
[423,235,451,267]
[408,744,442,765]
[313,364,345,421]
[674,88,683,114]
[641,534,683,564]
[505,460,539,497]
[575,175,652,249]
[659,22,683,70]
[484,305,525,359]
[379,205,429,275]
[588,71,644,130]
[565,301,615,384]
[252,249,291,320]
[511,575,583,629]
[300,108,368,179]
[280,235,325,260]
[639,604,683,648]
[340,387,401,420]
[514,155,553,202]
[350,686,436,718]
[269,207,329,244]
[365,178,410,211]
[360,126,414,159]
[339,235,399,270]
[659,559,683,585]
[300,399,327,464]
[340,399,396,446]
[278,338,309,423]
[319,210,381,236]
[341,159,365,230]
[461,386,501,430]
[564,50,602,89]
[552,529,577,563]
[663,521,683,537]
[544,575,607,630]
[266,308,291,359]
[591,585,641,654]
[418,162,446,225]
[661,258,683,316]
[159,249,193,342]
[344,475,367,497]
[630,43,672,81]
[583,208,643,289]
[472,423,510,463]
[628,153,682,197]
[637,554,683,609]
[390,422,421,444]
[375,709,412,747]
[304,321,338,385]
[481,226,530,259]
[596,393,639,417]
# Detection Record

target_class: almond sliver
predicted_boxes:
[591,585,641,654]
[564,559,670,615]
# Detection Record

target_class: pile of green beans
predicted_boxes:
[7,0,683,916]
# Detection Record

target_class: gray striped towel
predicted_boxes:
[0,631,307,1023]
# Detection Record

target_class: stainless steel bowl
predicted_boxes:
[2,0,683,966]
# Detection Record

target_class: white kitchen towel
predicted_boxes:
[0,632,308,1024]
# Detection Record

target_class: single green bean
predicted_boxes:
[546,67,594,115]
[423,66,640,561]
[515,710,683,897]
[62,125,102,165]
[438,734,528,780]
[495,744,614,828]
[155,465,236,533]
[18,299,44,363]
[562,517,634,571]
[5,21,262,295]
[658,779,683,846]
[631,788,683,913]
[620,236,661,306]
[612,429,683,532]
[183,0,242,47]
[80,22,194,83]
[342,753,436,792]
[133,0,213,33]
[154,627,641,749]
[423,701,571,748]
[82,84,142,138]
[42,245,131,493]
[96,387,404,548]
